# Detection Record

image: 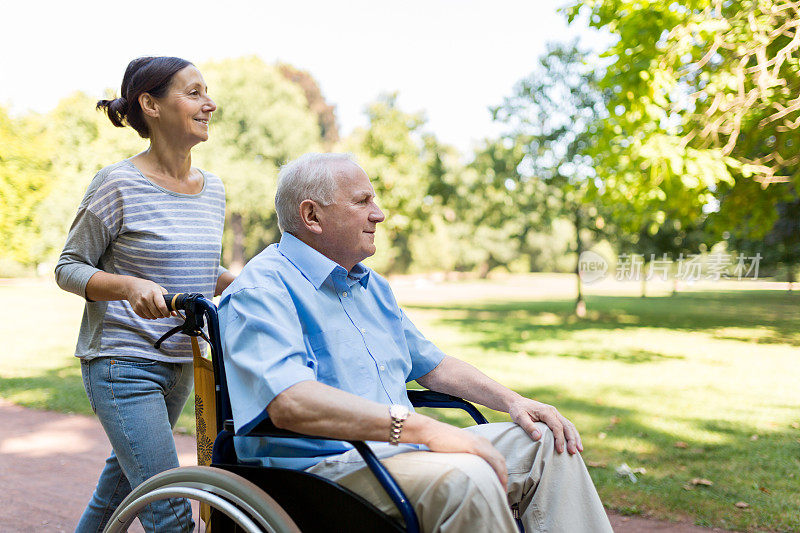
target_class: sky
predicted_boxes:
[1,0,606,154]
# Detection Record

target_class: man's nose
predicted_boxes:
[369,204,385,223]
[205,97,217,112]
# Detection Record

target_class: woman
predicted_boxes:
[55,56,234,532]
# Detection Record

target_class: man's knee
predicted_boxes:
[529,423,592,472]
[417,453,517,532]
[426,453,506,506]
[492,422,585,482]
[446,453,501,485]
[534,422,556,451]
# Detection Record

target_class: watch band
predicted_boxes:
[388,404,410,445]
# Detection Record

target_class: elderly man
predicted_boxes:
[218,153,612,532]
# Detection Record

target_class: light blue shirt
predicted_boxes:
[218,232,445,469]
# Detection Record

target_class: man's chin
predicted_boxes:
[360,245,377,261]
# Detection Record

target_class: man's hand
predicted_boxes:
[508,398,583,455]
[267,382,510,490]
[416,356,584,455]
[421,419,508,491]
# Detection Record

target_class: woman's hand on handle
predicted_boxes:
[124,278,171,319]
[85,271,172,319]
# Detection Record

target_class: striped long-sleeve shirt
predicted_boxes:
[55,160,227,363]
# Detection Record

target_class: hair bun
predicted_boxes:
[97,96,129,128]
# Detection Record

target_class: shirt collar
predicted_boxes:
[277,232,370,290]
[347,263,370,288]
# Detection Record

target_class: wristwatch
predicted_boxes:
[388,404,410,445]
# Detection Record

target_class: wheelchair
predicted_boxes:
[102,293,508,533]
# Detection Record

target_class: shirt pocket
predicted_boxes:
[307,328,356,351]
[306,327,370,395]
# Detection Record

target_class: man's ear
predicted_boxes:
[299,199,323,235]
[139,93,159,118]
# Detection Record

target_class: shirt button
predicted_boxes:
[342,291,348,298]
[361,328,367,334]
[379,365,385,371]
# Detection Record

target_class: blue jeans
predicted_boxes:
[76,357,195,533]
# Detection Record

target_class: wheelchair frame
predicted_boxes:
[102,293,494,533]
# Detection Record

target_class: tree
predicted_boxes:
[489,42,607,311]
[193,56,321,270]
[462,138,551,278]
[0,106,52,266]
[763,193,800,287]
[278,64,340,149]
[605,215,708,296]
[343,94,443,274]
[565,0,800,245]
[727,189,800,288]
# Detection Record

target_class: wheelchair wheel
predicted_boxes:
[102,466,301,533]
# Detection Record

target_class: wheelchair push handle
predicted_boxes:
[155,293,212,350]
[163,293,192,312]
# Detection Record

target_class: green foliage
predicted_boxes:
[37,92,146,262]
[564,0,800,242]
[278,63,340,149]
[193,56,322,267]
[0,106,53,265]
[344,94,452,273]
[727,191,800,281]
[461,139,552,275]
[527,219,580,272]
[763,195,800,276]
[472,42,609,280]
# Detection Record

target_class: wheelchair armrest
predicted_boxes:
[240,418,337,441]
[407,389,489,425]
[222,418,422,533]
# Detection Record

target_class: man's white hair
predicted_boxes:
[275,152,357,235]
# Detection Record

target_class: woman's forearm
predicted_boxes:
[85,271,171,319]
[84,271,137,302]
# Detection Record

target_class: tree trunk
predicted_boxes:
[641,264,647,298]
[477,260,491,280]
[788,264,796,292]
[230,212,246,274]
[574,207,586,317]
[388,231,414,274]
[575,283,587,317]
[478,254,502,279]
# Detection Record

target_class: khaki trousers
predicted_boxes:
[306,422,613,533]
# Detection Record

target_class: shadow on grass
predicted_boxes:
[0,363,90,415]
[0,362,198,433]
[567,348,684,363]
[417,385,800,531]
[406,291,800,358]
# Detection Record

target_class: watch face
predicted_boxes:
[390,404,410,420]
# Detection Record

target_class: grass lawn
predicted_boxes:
[1,276,798,531]
[0,280,199,431]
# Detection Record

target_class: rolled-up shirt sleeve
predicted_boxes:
[401,309,446,382]
[219,286,317,434]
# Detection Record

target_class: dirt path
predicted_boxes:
[0,399,733,532]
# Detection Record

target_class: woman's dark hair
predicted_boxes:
[97,56,193,138]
